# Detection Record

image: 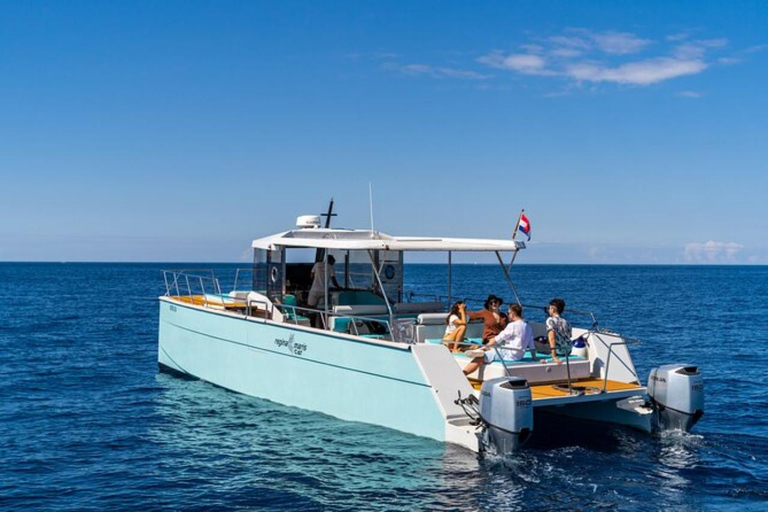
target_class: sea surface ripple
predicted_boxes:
[0,263,766,511]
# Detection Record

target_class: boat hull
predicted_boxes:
[157,298,448,442]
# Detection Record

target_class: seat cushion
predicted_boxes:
[424,338,586,365]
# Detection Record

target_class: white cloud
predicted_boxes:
[666,32,690,42]
[673,38,727,59]
[475,29,730,88]
[745,43,768,53]
[390,63,491,80]
[377,29,740,90]
[683,241,744,263]
[549,35,592,51]
[590,31,652,55]
[550,47,583,58]
[478,52,551,75]
[520,43,544,53]
[550,29,651,55]
[566,57,707,85]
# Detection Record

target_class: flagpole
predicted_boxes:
[508,209,523,273]
[511,209,523,241]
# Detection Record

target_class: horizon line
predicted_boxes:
[1,261,765,267]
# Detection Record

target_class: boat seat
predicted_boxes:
[424,338,586,365]
[425,337,484,347]
[394,302,444,314]
[332,316,390,336]
[280,294,310,323]
[335,290,386,306]
[333,304,389,316]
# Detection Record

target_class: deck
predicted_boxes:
[470,378,643,401]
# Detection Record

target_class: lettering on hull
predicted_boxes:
[274,333,307,356]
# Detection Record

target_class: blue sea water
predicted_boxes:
[0,263,766,511]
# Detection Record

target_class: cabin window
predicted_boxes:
[376,250,403,304]
[266,248,285,302]
[252,249,268,293]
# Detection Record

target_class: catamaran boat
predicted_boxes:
[158,212,704,454]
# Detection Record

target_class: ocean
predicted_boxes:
[0,263,766,511]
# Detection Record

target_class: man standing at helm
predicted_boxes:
[308,255,340,308]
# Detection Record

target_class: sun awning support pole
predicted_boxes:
[495,250,521,306]
[447,251,452,307]
[367,249,395,331]
[323,253,329,330]
[507,248,520,276]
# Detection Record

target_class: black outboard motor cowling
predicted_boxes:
[648,364,704,432]
[479,377,533,453]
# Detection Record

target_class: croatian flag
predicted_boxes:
[518,212,531,241]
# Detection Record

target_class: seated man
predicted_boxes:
[535,298,572,365]
[463,304,536,375]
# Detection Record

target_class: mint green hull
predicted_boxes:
[158,298,447,441]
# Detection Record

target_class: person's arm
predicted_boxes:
[545,319,562,363]
[455,305,467,325]
[467,310,482,321]
[485,323,512,350]
[329,267,340,288]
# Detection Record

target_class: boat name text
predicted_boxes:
[274,333,307,356]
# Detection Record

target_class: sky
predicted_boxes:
[0,1,766,263]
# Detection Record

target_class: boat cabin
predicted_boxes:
[245,218,525,343]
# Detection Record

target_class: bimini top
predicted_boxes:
[252,228,525,252]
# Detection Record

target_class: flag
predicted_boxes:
[518,212,531,241]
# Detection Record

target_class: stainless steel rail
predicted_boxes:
[278,303,394,340]
[162,270,223,307]
[598,337,642,391]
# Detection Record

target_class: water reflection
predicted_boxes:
[150,373,459,509]
[149,373,717,511]
[650,432,703,510]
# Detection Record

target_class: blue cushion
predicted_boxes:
[337,291,386,306]
[424,339,586,365]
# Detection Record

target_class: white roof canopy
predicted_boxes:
[252,228,525,252]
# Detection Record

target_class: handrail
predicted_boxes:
[162,270,222,301]
[520,303,599,328]
[405,290,441,303]
[597,336,642,392]
[232,267,256,292]
[281,303,394,340]
[163,269,396,340]
[161,270,641,364]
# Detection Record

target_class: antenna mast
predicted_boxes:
[315,198,337,262]
[368,183,375,235]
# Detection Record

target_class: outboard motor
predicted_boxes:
[479,377,533,453]
[647,364,704,432]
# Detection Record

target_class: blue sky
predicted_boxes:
[1,1,766,263]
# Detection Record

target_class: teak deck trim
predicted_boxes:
[469,378,641,399]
